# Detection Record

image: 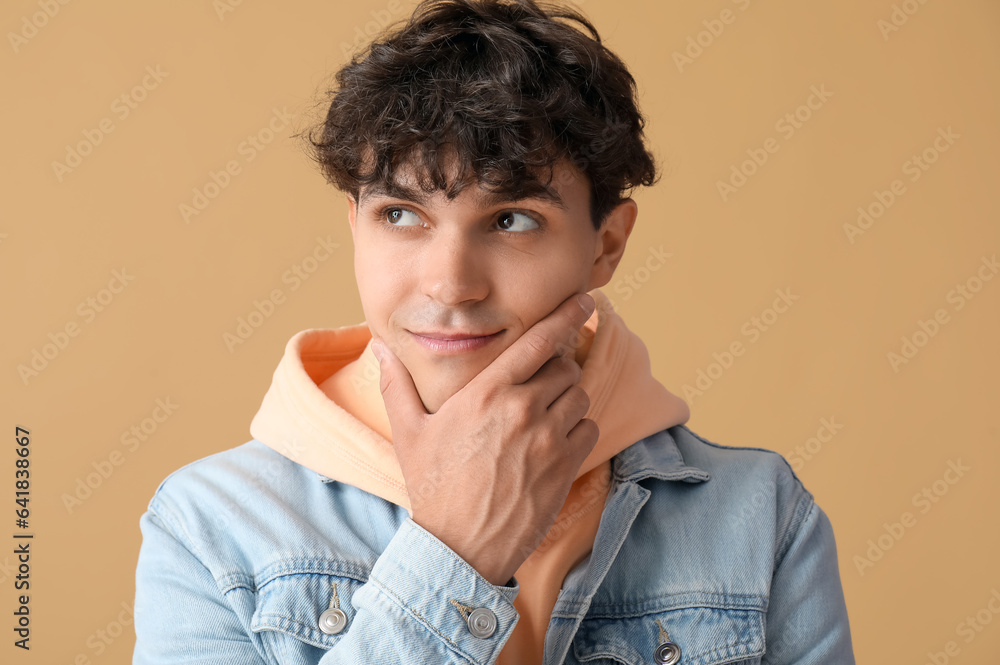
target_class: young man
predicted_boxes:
[133,1,855,663]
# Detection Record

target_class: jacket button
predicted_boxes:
[467,607,497,638]
[654,641,682,665]
[318,608,347,635]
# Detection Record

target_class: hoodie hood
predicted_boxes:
[249,287,691,665]
[249,288,690,511]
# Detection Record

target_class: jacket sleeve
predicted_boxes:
[133,508,267,665]
[762,499,856,665]
[133,505,521,665]
[317,518,520,664]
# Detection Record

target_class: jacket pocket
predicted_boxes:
[571,603,765,665]
[250,569,364,664]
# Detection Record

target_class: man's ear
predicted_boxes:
[588,198,637,290]
[347,194,358,239]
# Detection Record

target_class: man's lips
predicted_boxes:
[410,330,504,341]
[407,329,506,354]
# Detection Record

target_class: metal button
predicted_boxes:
[318,608,348,635]
[467,607,497,638]
[654,640,682,665]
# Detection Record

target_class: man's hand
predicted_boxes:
[373,292,600,586]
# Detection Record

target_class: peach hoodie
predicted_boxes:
[248,288,690,665]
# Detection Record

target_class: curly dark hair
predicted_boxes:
[300,0,660,230]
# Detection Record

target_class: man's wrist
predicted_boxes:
[409,513,513,586]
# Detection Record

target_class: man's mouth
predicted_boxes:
[412,330,504,340]
[408,329,505,354]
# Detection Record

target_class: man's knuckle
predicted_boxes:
[562,356,582,380]
[521,331,553,358]
[506,397,534,427]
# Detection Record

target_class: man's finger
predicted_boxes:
[486,292,596,386]
[374,338,427,440]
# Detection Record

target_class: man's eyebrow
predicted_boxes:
[358,182,567,211]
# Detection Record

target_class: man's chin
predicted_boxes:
[405,356,499,413]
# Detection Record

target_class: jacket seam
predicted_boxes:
[676,423,819,570]
[406,519,516,596]
[571,610,765,664]
[367,576,476,664]
[252,560,370,589]
[678,424,815,498]
[148,497,205,562]
[581,592,769,617]
[143,503,264,657]
[772,494,819,578]
[252,612,342,648]
[148,498,257,594]
[147,443,265,506]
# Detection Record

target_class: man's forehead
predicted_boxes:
[357,179,569,211]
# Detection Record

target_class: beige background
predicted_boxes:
[3,0,999,662]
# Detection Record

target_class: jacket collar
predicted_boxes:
[611,426,711,485]
[315,426,710,486]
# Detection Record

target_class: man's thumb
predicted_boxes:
[372,339,424,431]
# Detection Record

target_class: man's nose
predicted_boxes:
[419,232,489,306]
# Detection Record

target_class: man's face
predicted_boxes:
[346,156,633,414]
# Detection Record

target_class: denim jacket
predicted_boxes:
[132,424,855,664]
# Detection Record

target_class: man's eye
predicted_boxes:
[380,208,540,232]
[385,208,421,226]
[497,212,539,233]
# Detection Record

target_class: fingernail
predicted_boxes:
[372,340,384,361]
[577,294,595,317]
